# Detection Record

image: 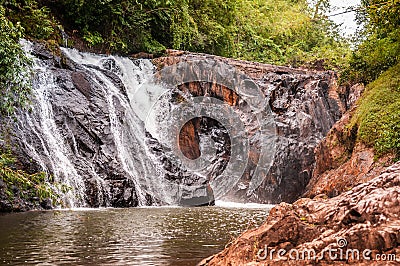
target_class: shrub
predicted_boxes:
[341,0,400,84]
[0,150,58,203]
[348,63,400,161]
[0,6,32,115]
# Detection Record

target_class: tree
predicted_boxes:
[0,6,32,115]
[342,0,400,83]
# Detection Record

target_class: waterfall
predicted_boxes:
[15,41,204,208]
[61,48,174,206]
[17,42,87,207]
[14,38,289,207]
[12,40,338,207]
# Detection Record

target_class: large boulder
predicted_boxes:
[200,162,400,265]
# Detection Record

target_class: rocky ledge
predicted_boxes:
[200,162,400,265]
[154,51,356,204]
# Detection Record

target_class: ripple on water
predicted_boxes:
[0,204,272,265]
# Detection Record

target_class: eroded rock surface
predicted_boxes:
[201,162,400,265]
[305,99,394,198]
[1,45,357,209]
[154,51,352,203]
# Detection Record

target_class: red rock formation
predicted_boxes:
[305,84,394,198]
[199,162,400,265]
[177,82,239,160]
[179,118,201,160]
[154,52,346,203]
[178,82,239,106]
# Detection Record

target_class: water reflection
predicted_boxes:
[0,206,271,265]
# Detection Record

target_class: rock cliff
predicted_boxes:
[304,97,394,199]
[155,51,350,203]
[200,162,400,265]
[1,44,354,209]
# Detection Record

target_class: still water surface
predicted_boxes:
[0,203,272,265]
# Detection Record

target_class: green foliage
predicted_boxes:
[3,0,60,40]
[0,0,349,68]
[348,63,400,161]
[0,150,59,203]
[366,0,400,35]
[179,0,238,57]
[58,0,166,53]
[82,30,104,47]
[229,0,350,67]
[0,0,351,74]
[0,6,32,115]
[53,0,348,67]
[342,29,400,84]
[182,0,349,68]
[341,1,400,162]
[342,0,400,84]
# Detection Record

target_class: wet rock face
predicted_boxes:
[304,92,394,199]
[5,42,153,208]
[2,44,351,209]
[52,66,144,207]
[145,131,216,207]
[252,71,341,203]
[201,162,400,266]
[154,52,346,203]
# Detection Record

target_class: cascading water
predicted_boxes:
[60,48,181,206]
[12,37,280,208]
[14,41,218,208]
[12,40,338,208]
[17,42,87,207]
[15,42,163,207]
[17,67,88,207]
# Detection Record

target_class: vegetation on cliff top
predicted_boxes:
[348,63,400,161]
[343,0,400,161]
[2,0,349,68]
[342,0,400,84]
